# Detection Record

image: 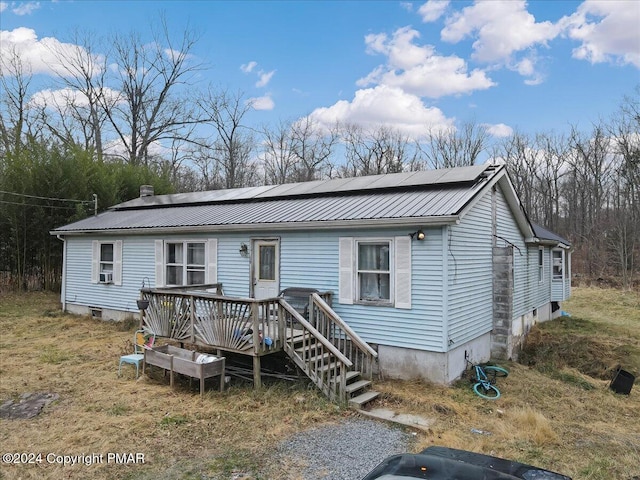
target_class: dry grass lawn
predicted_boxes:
[1,287,639,480]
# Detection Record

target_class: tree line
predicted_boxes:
[1,21,638,290]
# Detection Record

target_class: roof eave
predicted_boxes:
[50,215,461,236]
[526,238,572,249]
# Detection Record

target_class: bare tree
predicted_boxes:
[41,30,109,160]
[198,89,258,189]
[0,46,34,156]
[290,117,338,181]
[340,124,414,177]
[262,120,298,185]
[496,132,539,219]
[532,132,570,231]
[419,121,488,168]
[606,90,640,288]
[566,124,615,278]
[102,17,203,166]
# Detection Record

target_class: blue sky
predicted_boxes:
[1,0,639,142]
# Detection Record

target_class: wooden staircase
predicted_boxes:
[282,296,380,408]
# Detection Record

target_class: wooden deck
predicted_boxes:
[138,284,378,405]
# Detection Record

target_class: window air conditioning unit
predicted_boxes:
[99,271,113,284]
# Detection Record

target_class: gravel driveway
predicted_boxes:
[275,417,415,480]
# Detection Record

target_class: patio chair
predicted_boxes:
[118,329,155,378]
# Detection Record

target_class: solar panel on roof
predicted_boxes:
[396,170,447,186]
[109,164,497,211]
[365,171,417,189]
[254,179,327,198]
[301,177,355,195]
[434,165,486,183]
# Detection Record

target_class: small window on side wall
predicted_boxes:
[538,247,544,283]
[92,240,122,285]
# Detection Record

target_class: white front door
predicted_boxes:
[253,239,280,299]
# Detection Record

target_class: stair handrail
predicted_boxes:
[311,293,378,359]
[279,299,352,368]
[280,299,352,403]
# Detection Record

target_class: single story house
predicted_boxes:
[51,164,571,384]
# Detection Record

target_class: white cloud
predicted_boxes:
[484,123,513,138]
[12,1,40,15]
[308,85,453,140]
[438,1,562,85]
[240,61,257,73]
[248,94,274,111]
[0,2,8,13]
[30,88,90,110]
[240,61,276,87]
[441,1,560,63]
[256,69,275,88]
[418,0,449,22]
[513,56,546,85]
[29,87,121,110]
[359,27,495,98]
[0,27,103,77]
[561,0,640,68]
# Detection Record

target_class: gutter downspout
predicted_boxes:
[56,234,66,312]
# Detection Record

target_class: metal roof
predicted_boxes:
[113,165,488,210]
[532,223,571,246]
[52,165,501,234]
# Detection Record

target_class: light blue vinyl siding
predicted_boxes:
[494,189,555,318]
[552,279,569,300]
[65,236,156,314]
[280,231,339,292]
[64,228,447,351]
[446,192,494,347]
[529,245,551,309]
[280,228,446,352]
[215,233,251,297]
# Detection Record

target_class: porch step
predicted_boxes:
[349,390,380,409]
[329,370,364,385]
[345,379,371,395]
[345,370,361,382]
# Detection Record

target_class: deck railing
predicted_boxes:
[308,293,378,379]
[140,287,283,355]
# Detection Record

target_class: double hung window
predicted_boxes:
[166,241,205,286]
[91,240,122,285]
[100,243,114,274]
[538,247,544,283]
[339,235,411,309]
[356,241,392,304]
